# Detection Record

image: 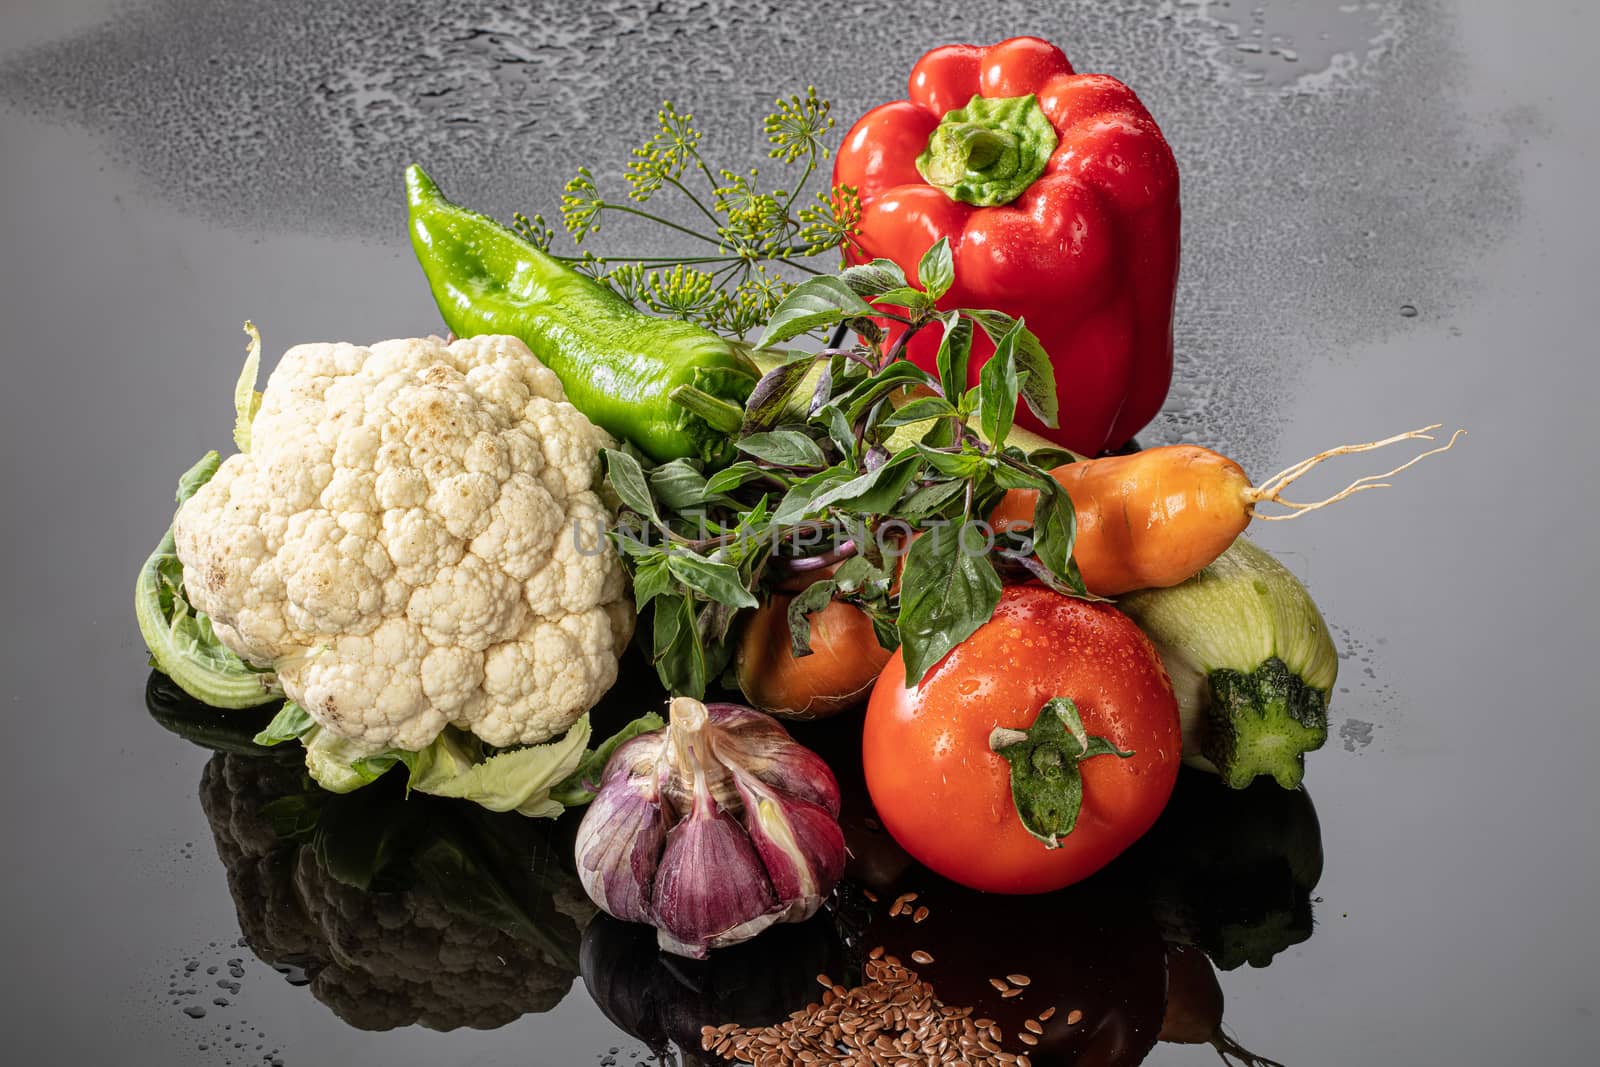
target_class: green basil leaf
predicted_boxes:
[966,309,1059,428]
[741,352,820,434]
[666,554,760,609]
[896,478,968,521]
[1028,446,1079,469]
[705,460,779,496]
[757,277,876,348]
[978,323,1021,447]
[842,361,938,423]
[1029,481,1085,595]
[697,596,742,652]
[852,317,887,347]
[882,395,959,428]
[919,415,959,449]
[872,287,935,311]
[651,593,685,659]
[736,430,828,468]
[712,521,767,570]
[785,579,839,657]
[603,448,661,526]
[630,552,673,609]
[829,553,887,593]
[818,405,858,465]
[914,445,986,479]
[934,312,973,406]
[869,608,902,653]
[652,594,708,699]
[990,459,1056,491]
[840,259,908,297]
[897,521,1003,685]
[773,465,856,524]
[917,237,954,302]
[649,459,709,511]
[812,450,924,514]
[807,362,834,414]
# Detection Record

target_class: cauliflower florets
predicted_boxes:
[175,334,633,752]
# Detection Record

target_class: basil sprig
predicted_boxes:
[605,243,1084,697]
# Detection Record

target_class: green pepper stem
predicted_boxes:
[916,94,1059,208]
[947,126,1015,174]
[669,385,745,433]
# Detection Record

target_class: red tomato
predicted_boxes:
[863,585,1181,893]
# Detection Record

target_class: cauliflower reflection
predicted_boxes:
[198,751,594,1031]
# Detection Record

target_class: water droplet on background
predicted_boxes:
[0,0,1520,474]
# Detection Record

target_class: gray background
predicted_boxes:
[0,0,1595,1064]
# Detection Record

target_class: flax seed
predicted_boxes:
[1037,1006,1056,1022]
[912,906,930,923]
[1001,987,1023,999]
[1006,974,1031,987]
[1017,1057,1032,1067]
[863,888,879,902]
[870,945,886,960]
[988,978,1010,992]
[910,950,934,965]
[708,956,1022,1066]
[1066,1009,1083,1025]
[1018,1032,1039,1046]
[1024,1019,1043,1035]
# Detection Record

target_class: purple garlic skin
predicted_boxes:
[732,765,846,924]
[651,783,780,958]
[575,734,668,925]
[571,696,846,958]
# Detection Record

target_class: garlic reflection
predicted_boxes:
[574,697,845,958]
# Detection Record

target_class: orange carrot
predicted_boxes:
[992,426,1462,596]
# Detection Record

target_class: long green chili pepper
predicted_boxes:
[405,165,758,465]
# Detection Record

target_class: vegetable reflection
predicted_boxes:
[577,757,1321,1065]
[167,669,1322,1059]
[1124,768,1324,971]
[194,739,594,1031]
[581,911,852,1066]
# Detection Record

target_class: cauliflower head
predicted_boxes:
[174,334,633,752]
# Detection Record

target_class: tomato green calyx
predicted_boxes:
[989,697,1134,849]
[915,94,1058,208]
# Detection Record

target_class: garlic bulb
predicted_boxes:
[574,697,845,958]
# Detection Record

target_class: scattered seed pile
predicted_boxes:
[700,949,1035,1067]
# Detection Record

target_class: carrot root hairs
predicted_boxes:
[1246,425,1465,521]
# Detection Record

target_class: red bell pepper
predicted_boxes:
[833,36,1180,455]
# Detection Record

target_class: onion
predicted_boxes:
[735,594,893,720]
